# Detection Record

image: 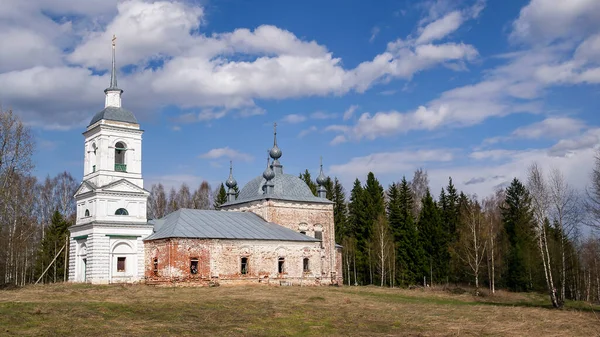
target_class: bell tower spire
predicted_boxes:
[104,34,123,108]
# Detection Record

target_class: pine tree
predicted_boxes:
[501,178,534,292]
[324,176,334,200]
[299,169,318,196]
[418,189,444,285]
[332,178,347,243]
[36,210,71,283]
[213,183,227,209]
[348,178,368,284]
[388,178,423,285]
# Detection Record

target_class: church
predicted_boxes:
[68,38,342,286]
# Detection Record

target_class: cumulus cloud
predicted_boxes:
[510,0,600,44]
[416,11,463,44]
[0,0,482,130]
[199,147,253,162]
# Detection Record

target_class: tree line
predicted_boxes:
[0,110,78,285]
[299,162,600,307]
[2,108,600,308]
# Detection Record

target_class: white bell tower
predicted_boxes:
[69,35,153,284]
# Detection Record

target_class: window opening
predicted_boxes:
[315,231,323,240]
[153,258,158,276]
[241,257,248,275]
[115,141,127,172]
[190,259,198,275]
[278,257,285,274]
[84,209,90,217]
[115,208,129,216]
[303,258,310,272]
[117,257,126,272]
[300,231,306,235]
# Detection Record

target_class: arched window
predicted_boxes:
[91,143,97,173]
[115,208,129,215]
[84,209,90,217]
[115,142,127,172]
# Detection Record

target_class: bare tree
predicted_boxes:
[52,171,77,218]
[192,181,212,210]
[167,187,178,214]
[455,195,487,292]
[0,109,35,285]
[548,167,581,303]
[147,183,167,219]
[527,163,560,308]
[176,183,193,209]
[373,214,393,287]
[410,168,429,219]
[482,188,504,294]
[586,149,600,229]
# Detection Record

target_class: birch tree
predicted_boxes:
[455,195,487,292]
[373,214,393,287]
[527,163,560,308]
[482,188,504,294]
[548,167,581,303]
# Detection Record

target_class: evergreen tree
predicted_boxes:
[418,189,445,285]
[362,172,385,285]
[348,178,368,284]
[299,169,318,196]
[36,210,71,283]
[501,178,534,292]
[332,178,348,243]
[388,177,424,285]
[324,176,334,200]
[213,183,227,209]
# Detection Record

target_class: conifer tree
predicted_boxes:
[501,178,534,292]
[36,211,71,283]
[213,183,227,209]
[324,176,334,200]
[299,169,318,196]
[332,178,348,243]
[388,177,424,285]
[348,178,368,284]
[418,189,444,285]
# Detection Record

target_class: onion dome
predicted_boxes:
[263,156,275,181]
[316,157,327,186]
[269,122,282,160]
[225,161,237,189]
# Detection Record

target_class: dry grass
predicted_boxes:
[0,283,599,336]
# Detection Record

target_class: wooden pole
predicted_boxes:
[35,243,66,285]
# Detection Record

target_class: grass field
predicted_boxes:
[0,284,599,336]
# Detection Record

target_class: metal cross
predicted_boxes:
[112,34,117,48]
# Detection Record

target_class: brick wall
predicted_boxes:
[144,238,326,286]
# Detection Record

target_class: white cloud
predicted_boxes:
[512,116,585,139]
[310,111,337,119]
[199,147,253,162]
[370,26,380,43]
[281,114,307,124]
[0,0,483,130]
[330,135,347,146]
[343,105,358,121]
[510,0,600,44]
[330,149,454,177]
[416,11,463,44]
[549,128,600,156]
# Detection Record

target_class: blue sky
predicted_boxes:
[2,0,600,198]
